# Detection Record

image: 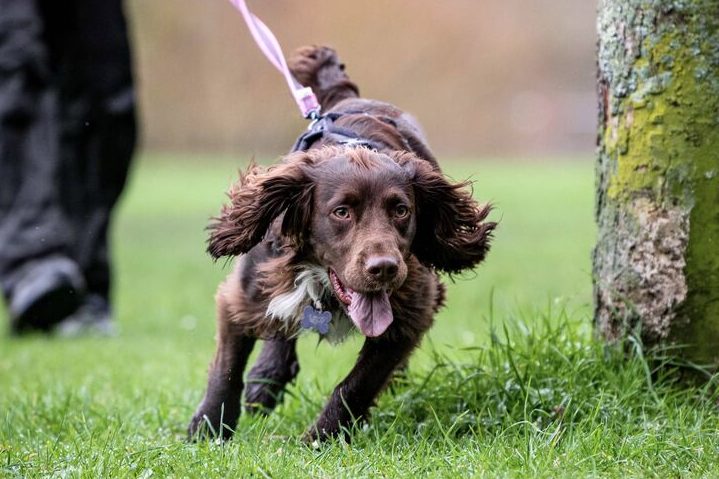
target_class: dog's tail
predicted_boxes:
[288,46,359,111]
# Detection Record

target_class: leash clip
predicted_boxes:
[306,111,322,130]
[293,86,321,120]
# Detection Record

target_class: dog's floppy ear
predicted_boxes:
[394,152,496,274]
[207,153,315,258]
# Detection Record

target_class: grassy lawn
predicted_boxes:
[2,155,718,477]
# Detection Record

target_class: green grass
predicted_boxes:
[2,155,718,478]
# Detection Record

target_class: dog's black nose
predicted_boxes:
[365,256,399,282]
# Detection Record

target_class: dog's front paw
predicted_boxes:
[301,421,351,445]
[300,426,329,447]
[187,405,238,441]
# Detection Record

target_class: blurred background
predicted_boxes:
[126,0,597,158]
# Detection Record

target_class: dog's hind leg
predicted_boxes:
[244,338,300,414]
[187,297,257,440]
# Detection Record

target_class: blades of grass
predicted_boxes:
[502,323,528,400]
[626,335,660,404]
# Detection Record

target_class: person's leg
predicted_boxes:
[49,0,137,334]
[0,0,86,333]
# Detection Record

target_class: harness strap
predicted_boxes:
[291,113,383,153]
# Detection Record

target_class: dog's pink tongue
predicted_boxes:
[347,290,393,337]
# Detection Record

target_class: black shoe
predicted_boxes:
[54,294,116,337]
[9,257,86,334]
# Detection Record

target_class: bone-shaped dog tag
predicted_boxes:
[301,305,331,335]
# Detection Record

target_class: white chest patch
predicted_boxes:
[266,265,354,344]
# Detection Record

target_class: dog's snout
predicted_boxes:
[365,256,399,282]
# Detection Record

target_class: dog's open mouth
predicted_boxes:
[329,269,393,337]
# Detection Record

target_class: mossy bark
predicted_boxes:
[594,0,719,365]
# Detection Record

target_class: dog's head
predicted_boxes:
[209,146,495,336]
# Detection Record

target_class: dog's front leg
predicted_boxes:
[188,316,256,440]
[304,335,417,443]
[244,338,300,414]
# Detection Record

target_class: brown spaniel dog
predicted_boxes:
[188,46,495,443]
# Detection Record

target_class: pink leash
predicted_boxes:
[228,0,321,120]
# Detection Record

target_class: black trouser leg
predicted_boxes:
[47,0,137,300]
[0,0,81,322]
[0,0,136,329]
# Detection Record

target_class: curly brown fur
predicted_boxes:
[188,46,495,443]
[392,151,495,274]
[207,156,315,258]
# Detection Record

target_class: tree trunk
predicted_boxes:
[594,0,719,365]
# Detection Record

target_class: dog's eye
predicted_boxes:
[332,206,351,219]
[394,205,410,218]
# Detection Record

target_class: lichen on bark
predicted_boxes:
[595,0,719,364]
[594,199,689,342]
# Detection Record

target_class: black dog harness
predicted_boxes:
[291,112,395,153]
